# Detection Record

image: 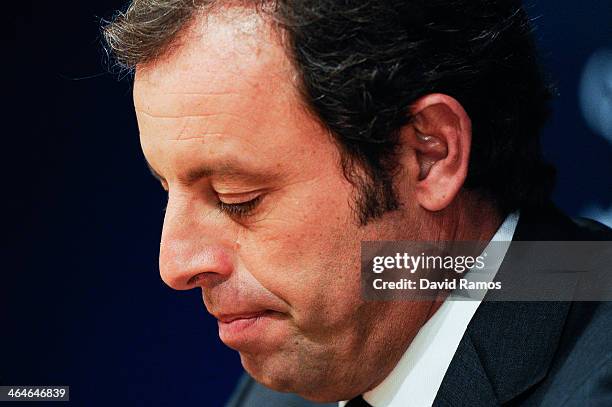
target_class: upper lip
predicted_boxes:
[215,311,269,323]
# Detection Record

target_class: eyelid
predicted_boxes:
[217,190,262,204]
[217,194,263,219]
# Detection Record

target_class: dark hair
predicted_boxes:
[103,0,555,224]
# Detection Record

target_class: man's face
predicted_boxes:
[134,8,431,401]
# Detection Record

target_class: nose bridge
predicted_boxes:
[159,191,234,290]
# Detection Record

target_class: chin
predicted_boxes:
[240,352,315,395]
[238,351,351,403]
[240,351,297,389]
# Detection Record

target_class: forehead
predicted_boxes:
[132,6,334,177]
[133,6,297,117]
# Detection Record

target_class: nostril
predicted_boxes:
[187,273,203,286]
[159,241,235,291]
[187,271,228,289]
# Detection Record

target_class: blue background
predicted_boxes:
[3,1,611,406]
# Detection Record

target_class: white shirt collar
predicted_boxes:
[340,211,520,407]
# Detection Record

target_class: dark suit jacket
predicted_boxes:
[226,206,612,406]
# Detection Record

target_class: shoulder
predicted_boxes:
[511,203,612,241]
[527,212,612,404]
[532,301,612,406]
[571,216,612,240]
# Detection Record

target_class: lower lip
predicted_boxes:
[217,312,275,347]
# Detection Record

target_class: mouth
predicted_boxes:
[216,311,269,323]
[216,310,280,348]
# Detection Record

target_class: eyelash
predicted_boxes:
[217,195,262,218]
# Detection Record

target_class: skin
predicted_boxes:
[134,6,502,402]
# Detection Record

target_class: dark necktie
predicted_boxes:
[345,395,373,407]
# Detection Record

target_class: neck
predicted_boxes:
[418,193,503,319]
[421,192,503,242]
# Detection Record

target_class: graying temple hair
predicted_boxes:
[103,0,214,68]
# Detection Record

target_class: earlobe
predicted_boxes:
[407,94,471,212]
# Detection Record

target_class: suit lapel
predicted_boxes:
[433,333,499,406]
[434,206,577,405]
[459,301,571,403]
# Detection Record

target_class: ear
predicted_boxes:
[404,93,471,211]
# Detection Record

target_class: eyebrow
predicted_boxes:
[146,160,280,186]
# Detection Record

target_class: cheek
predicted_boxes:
[238,179,364,325]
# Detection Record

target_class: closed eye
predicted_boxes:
[217,195,262,218]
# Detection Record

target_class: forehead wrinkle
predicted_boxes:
[134,86,267,142]
[136,102,260,142]
[138,114,263,143]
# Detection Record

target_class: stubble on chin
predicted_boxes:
[236,307,409,402]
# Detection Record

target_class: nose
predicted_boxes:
[159,193,234,290]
